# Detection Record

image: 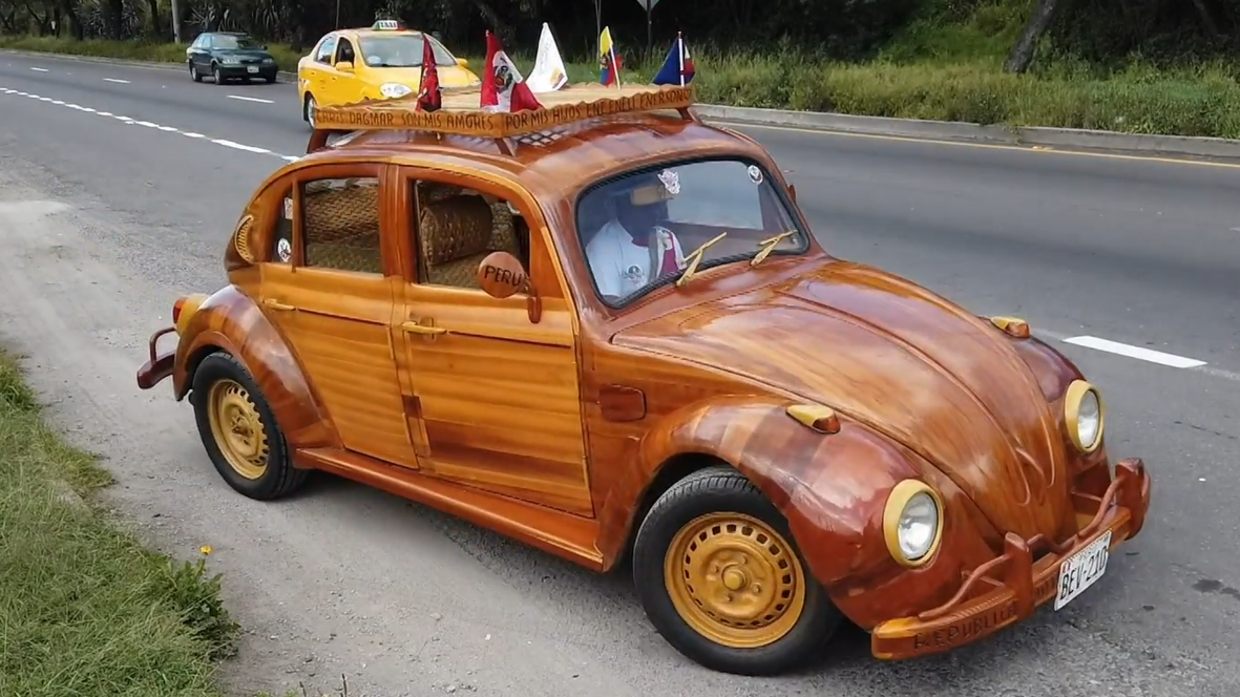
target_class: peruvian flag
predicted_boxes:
[479,31,543,113]
[415,35,441,112]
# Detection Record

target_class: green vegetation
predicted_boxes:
[4,28,1240,139]
[3,0,1240,138]
[0,348,238,696]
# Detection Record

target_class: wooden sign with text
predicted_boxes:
[313,85,696,139]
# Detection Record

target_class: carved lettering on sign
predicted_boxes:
[911,601,1019,652]
[313,87,694,138]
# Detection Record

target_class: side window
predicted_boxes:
[411,180,530,290]
[314,36,337,64]
[299,177,383,275]
[335,38,356,65]
[270,187,294,264]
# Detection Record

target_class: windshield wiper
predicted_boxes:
[674,232,728,288]
[750,230,798,267]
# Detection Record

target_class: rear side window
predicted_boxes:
[299,177,383,275]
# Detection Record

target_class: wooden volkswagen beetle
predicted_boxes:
[136,84,1152,676]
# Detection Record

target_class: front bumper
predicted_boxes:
[871,458,1151,660]
[216,64,278,79]
[136,326,177,390]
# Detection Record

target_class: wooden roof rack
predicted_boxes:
[306,83,697,155]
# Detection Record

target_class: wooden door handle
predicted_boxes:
[401,321,446,335]
[263,299,295,311]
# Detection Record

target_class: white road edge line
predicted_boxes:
[0,84,301,164]
[103,77,131,84]
[29,66,47,72]
[1062,335,1207,369]
[227,94,274,104]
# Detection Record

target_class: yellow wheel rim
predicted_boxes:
[206,379,270,480]
[664,512,807,649]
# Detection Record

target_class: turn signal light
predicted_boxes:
[990,316,1031,339]
[172,294,209,335]
[786,404,841,434]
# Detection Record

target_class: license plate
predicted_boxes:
[1053,529,1112,611]
[247,66,259,74]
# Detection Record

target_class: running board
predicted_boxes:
[296,448,605,571]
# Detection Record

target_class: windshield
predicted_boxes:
[577,157,810,306]
[214,35,260,50]
[358,34,457,68]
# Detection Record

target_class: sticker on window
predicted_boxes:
[283,197,293,220]
[747,165,764,185]
[276,238,292,263]
[657,169,681,195]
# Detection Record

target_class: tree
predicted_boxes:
[1004,0,1063,74]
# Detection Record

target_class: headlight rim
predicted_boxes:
[1064,379,1106,453]
[882,479,945,569]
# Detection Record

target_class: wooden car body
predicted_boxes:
[136,84,1151,670]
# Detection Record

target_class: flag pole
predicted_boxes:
[677,31,684,87]
[611,46,622,88]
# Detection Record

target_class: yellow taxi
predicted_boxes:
[297,20,481,128]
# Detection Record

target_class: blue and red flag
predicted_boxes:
[652,33,695,86]
[599,26,623,87]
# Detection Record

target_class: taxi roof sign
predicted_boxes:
[372,19,404,30]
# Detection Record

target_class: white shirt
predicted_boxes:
[585,219,686,298]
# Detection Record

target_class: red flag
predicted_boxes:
[416,35,441,112]
[479,30,543,113]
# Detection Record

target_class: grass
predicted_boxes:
[3,15,1240,139]
[0,348,239,696]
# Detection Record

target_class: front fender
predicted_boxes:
[631,396,922,585]
[173,285,341,452]
[628,396,1004,630]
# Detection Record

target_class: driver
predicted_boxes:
[585,174,687,299]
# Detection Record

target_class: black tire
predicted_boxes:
[632,466,842,676]
[189,62,202,82]
[304,93,317,128]
[212,65,225,85]
[264,75,276,84]
[190,352,309,500]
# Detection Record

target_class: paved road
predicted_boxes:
[1,50,1238,697]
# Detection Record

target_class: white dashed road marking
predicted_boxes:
[0,84,301,164]
[103,77,130,84]
[1062,336,1207,369]
[29,66,47,72]
[227,94,273,104]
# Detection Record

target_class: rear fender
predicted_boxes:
[174,285,341,451]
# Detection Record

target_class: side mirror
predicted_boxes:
[788,184,797,203]
[456,57,469,68]
[478,252,541,323]
[335,61,354,73]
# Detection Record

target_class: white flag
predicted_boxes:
[526,22,568,93]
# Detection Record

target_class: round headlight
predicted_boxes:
[882,480,944,567]
[1064,380,1105,453]
[380,83,414,99]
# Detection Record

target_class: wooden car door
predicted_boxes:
[258,161,426,470]
[393,167,594,518]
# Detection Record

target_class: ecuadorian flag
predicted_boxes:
[599,26,623,87]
